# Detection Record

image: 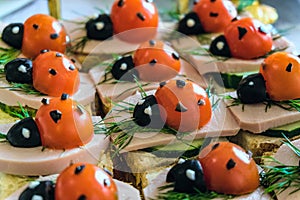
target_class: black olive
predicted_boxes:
[111,55,139,82]
[2,23,24,49]
[167,159,206,193]
[177,12,204,35]
[85,14,113,40]
[6,117,41,148]
[237,73,267,104]
[19,180,55,200]
[4,58,33,84]
[209,35,231,57]
[133,95,165,129]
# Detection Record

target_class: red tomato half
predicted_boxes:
[110,0,159,43]
[55,163,118,200]
[35,96,93,149]
[32,51,80,97]
[198,142,259,195]
[22,14,68,59]
[133,40,181,82]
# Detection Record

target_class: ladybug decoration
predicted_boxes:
[84,0,159,44]
[209,17,273,59]
[111,40,181,82]
[2,14,69,59]
[237,52,300,104]
[6,94,94,149]
[178,0,237,35]
[133,79,212,132]
[19,163,118,200]
[167,142,259,195]
[4,50,80,97]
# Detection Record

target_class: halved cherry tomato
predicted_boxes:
[133,40,181,82]
[22,14,68,59]
[193,0,237,33]
[224,17,272,59]
[35,95,93,149]
[259,52,300,101]
[110,0,159,43]
[32,50,80,97]
[155,79,211,132]
[55,163,118,200]
[198,142,259,195]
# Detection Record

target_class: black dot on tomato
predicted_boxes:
[176,80,186,88]
[118,0,124,7]
[137,12,145,21]
[175,102,188,112]
[49,110,62,123]
[160,81,166,88]
[78,194,87,200]
[211,143,220,150]
[49,69,57,76]
[149,59,157,65]
[41,98,49,105]
[209,12,219,17]
[61,93,69,100]
[56,52,62,57]
[238,26,247,40]
[40,49,49,54]
[286,63,293,72]
[172,52,180,60]
[226,158,236,170]
[33,24,39,30]
[50,33,59,39]
[74,165,85,175]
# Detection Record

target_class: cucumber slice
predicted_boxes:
[142,138,205,158]
[262,121,300,138]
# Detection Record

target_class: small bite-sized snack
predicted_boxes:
[5,50,80,97]
[2,14,69,59]
[198,142,259,195]
[111,40,181,82]
[237,52,300,103]
[6,94,93,149]
[133,79,212,132]
[178,0,237,35]
[209,17,273,59]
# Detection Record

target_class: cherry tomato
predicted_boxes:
[155,79,211,132]
[35,95,94,149]
[22,14,68,59]
[32,50,80,97]
[224,17,272,59]
[193,0,237,33]
[198,142,259,195]
[110,0,159,43]
[133,40,181,82]
[55,163,118,200]
[259,52,300,101]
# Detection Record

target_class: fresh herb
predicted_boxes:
[68,36,89,53]
[0,82,43,96]
[261,134,300,195]
[0,101,36,118]
[154,183,234,200]
[0,132,6,142]
[237,0,255,12]
[0,47,20,65]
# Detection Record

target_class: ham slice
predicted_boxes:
[0,72,95,109]
[107,90,239,152]
[6,174,141,200]
[0,116,109,176]
[224,93,300,133]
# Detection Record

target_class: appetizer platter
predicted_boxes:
[1,0,300,200]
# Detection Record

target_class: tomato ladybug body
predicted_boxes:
[110,0,159,43]
[210,17,273,59]
[133,40,181,82]
[55,163,118,200]
[35,94,94,149]
[178,0,237,35]
[260,52,300,101]
[198,142,259,195]
[2,14,69,59]
[32,50,80,97]
[156,80,211,132]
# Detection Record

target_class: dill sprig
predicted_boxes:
[0,83,43,96]
[98,54,122,84]
[69,36,89,53]
[0,47,21,65]
[236,0,255,12]
[154,183,234,200]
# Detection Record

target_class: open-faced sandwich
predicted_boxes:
[144,141,271,199]
[100,78,240,190]
[225,52,300,162]
[6,162,141,200]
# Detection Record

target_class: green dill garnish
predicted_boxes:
[154,183,234,200]
[0,47,21,65]
[236,0,255,12]
[0,101,36,119]
[0,82,43,95]
[69,35,89,53]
